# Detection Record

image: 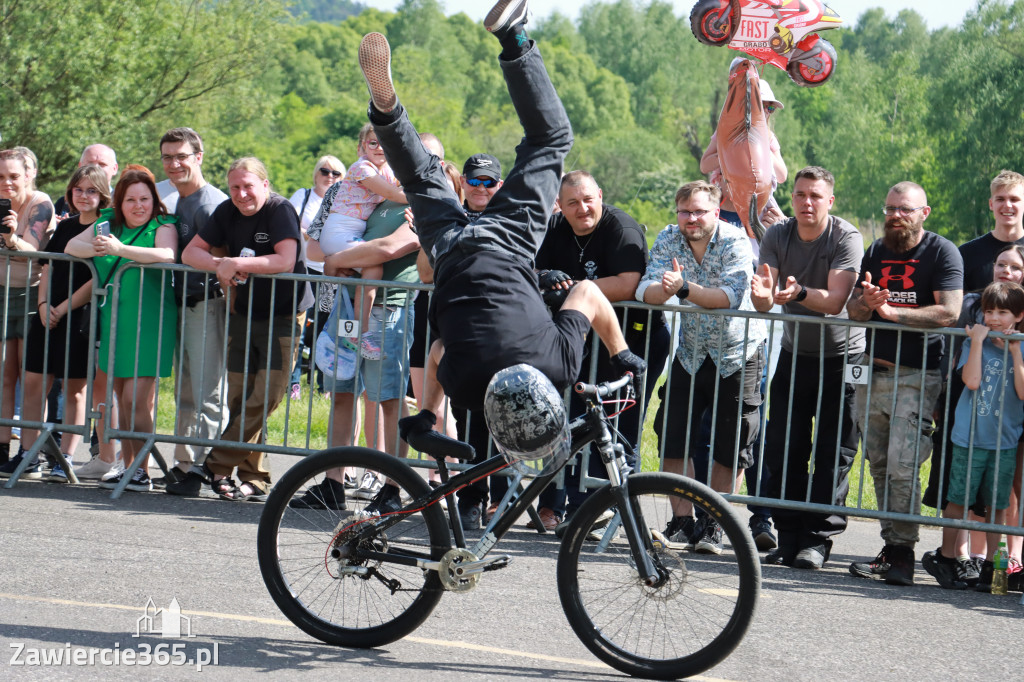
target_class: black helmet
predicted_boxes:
[483,364,570,472]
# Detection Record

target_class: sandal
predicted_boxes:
[211,476,237,498]
[224,481,269,503]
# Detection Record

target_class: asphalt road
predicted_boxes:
[2,447,1023,681]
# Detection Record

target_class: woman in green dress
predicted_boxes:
[66,168,178,492]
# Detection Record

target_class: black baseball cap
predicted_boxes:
[463,153,501,181]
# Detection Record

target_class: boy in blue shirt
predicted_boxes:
[924,281,1024,589]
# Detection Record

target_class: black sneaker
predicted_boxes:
[0,450,42,480]
[695,518,724,555]
[665,516,697,550]
[484,0,529,40]
[957,556,981,588]
[152,467,186,488]
[363,484,403,517]
[125,469,153,493]
[749,516,778,552]
[793,540,832,570]
[458,502,483,531]
[975,559,995,593]
[289,478,348,511]
[922,550,967,589]
[165,470,207,497]
[850,545,893,580]
[884,544,915,586]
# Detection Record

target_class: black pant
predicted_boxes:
[764,349,860,542]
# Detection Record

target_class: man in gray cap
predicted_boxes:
[461,153,503,216]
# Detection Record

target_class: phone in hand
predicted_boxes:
[0,198,12,234]
[96,220,111,237]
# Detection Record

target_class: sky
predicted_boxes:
[360,0,977,30]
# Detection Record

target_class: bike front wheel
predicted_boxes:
[556,472,760,680]
[257,447,451,648]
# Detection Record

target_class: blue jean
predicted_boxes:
[371,43,573,272]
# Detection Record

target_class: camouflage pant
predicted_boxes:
[855,366,942,547]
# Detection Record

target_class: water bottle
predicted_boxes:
[992,541,1009,595]
[235,247,255,285]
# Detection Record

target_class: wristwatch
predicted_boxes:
[795,285,808,302]
[678,281,690,300]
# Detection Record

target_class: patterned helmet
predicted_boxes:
[483,364,570,471]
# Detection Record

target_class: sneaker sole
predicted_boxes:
[695,542,724,555]
[753,532,778,552]
[358,33,397,112]
[485,0,529,34]
[351,488,383,501]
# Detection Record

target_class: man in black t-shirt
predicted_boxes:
[182,157,313,500]
[958,170,1024,293]
[531,171,670,529]
[846,181,963,587]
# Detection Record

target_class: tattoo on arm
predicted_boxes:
[27,203,53,244]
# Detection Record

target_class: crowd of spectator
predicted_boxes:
[1,131,1023,593]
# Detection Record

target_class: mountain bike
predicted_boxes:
[257,373,760,680]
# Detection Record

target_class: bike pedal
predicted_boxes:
[482,555,513,572]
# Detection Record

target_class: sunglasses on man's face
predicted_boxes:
[318,168,343,178]
[466,177,498,189]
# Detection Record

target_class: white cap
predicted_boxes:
[759,79,784,110]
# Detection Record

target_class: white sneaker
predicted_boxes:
[98,459,126,482]
[352,471,383,500]
[74,456,122,480]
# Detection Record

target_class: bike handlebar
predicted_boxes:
[574,372,632,400]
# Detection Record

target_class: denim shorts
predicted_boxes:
[324,304,412,402]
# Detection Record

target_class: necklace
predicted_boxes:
[572,231,594,262]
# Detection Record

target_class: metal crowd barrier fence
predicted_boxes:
[2,253,1022,541]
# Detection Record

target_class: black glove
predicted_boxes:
[538,269,573,291]
[610,350,647,400]
[537,269,576,313]
[399,409,436,442]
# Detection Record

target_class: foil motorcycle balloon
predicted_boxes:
[690,0,842,87]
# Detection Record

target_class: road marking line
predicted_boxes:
[0,592,735,680]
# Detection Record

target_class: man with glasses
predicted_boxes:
[846,181,963,586]
[357,0,645,517]
[161,127,230,496]
[461,154,503,216]
[638,180,767,555]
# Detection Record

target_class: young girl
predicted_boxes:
[923,281,1024,590]
[316,123,406,360]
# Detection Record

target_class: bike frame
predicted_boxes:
[347,382,663,584]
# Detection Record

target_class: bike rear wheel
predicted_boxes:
[257,447,451,647]
[556,472,760,680]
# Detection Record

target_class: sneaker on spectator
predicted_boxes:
[74,456,122,481]
[45,463,69,483]
[957,556,982,588]
[290,383,301,401]
[664,516,697,551]
[152,467,186,488]
[749,516,778,552]
[359,332,382,361]
[352,471,383,500]
[343,473,358,489]
[975,559,995,593]
[793,540,832,570]
[884,544,915,586]
[289,478,348,511]
[458,502,483,531]
[0,450,42,480]
[922,550,967,590]
[849,545,893,580]
[695,518,724,555]
[100,459,127,483]
[165,468,208,497]
[363,484,403,516]
[765,533,800,567]
[125,469,153,493]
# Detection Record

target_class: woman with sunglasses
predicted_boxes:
[287,155,346,398]
[309,124,406,361]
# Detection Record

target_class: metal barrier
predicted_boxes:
[2,253,1022,542]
